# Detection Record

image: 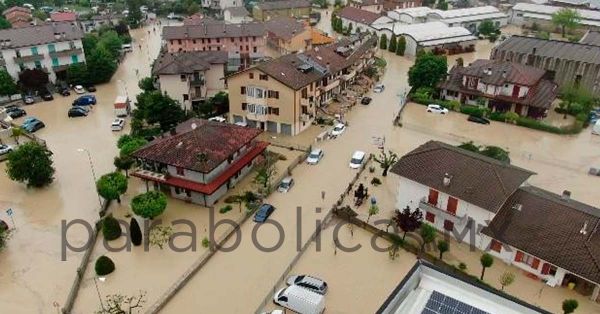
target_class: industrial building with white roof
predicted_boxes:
[385,6,508,32]
[509,3,600,29]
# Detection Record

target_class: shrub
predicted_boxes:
[504,112,519,123]
[131,191,168,219]
[371,177,382,186]
[219,205,233,214]
[575,112,588,123]
[460,105,487,117]
[446,100,461,111]
[102,215,122,241]
[369,166,375,173]
[202,237,210,248]
[562,299,579,314]
[130,217,142,246]
[95,255,115,276]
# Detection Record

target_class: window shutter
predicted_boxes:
[541,263,551,275]
[515,251,524,262]
[241,86,246,95]
[531,258,540,270]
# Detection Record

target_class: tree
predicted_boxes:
[388,233,404,260]
[82,33,99,55]
[131,191,167,219]
[396,36,406,56]
[393,206,423,240]
[367,204,379,223]
[127,0,143,28]
[419,223,437,252]
[0,225,13,251]
[560,84,594,118]
[10,127,23,145]
[437,240,449,260]
[102,215,122,241]
[0,70,18,95]
[335,18,343,34]
[66,63,89,85]
[388,34,397,53]
[380,33,388,50]
[96,172,128,203]
[478,20,496,36]
[32,9,48,21]
[87,47,117,84]
[346,22,353,35]
[562,299,579,314]
[95,291,147,314]
[130,217,142,246]
[6,142,55,187]
[480,253,494,280]
[134,91,185,131]
[480,146,510,163]
[373,149,398,176]
[499,271,515,291]
[0,17,11,29]
[458,141,479,153]
[148,225,173,249]
[18,68,49,90]
[436,0,448,10]
[119,136,147,157]
[138,77,156,92]
[114,156,135,177]
[114,20,131,38]
[187,2,200,15]
[552,8,581,37]
[95,255,115,276]
[97,31,123,59]
[408,52,448,90]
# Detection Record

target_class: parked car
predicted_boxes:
[331,123,346,136]
[40,89,53,101]
[426,104,448,114]
[22,116,38,126]
[23,95,35,104]
[306,148,324,165]
[73,95,97,106]
[85,85,97,92]
[23,120,45,132]
[68,106,89,117]
[361,97,372,105]
[253,204,275,223]
[111,118,125,131]
[278,177,295,193]
[0,144,13,156]
[74,85,86,94]
[208,116,226,123]
[373,83,385,93]
[286,275,328,295]
[5,107,26,118]
[59,86,71,96]
[273,285,325,314]
[349,150,366,169]
[467,115,490,124]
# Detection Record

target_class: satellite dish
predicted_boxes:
[191,123,197,130]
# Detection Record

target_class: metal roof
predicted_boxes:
[442,12,507,24]
[512,3,600,22]
[373,21,474,43]
[493,35,600,64]
[428,5,502,19]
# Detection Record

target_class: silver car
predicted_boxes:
[0,144,13,156]
[306,148,324,165]
[286,275,328,295]
[277,177,294,193]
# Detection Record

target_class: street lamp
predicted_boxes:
[77,148,103,207]
[93,276,106,310]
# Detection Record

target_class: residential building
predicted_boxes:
[548,0,592,8]
[162,20,266,72]
[311,29,334,46]
[348,0,422,13]
[438,59,558,118]
[580,29,600,45]
[152,50,228,111]
[337,6,391,33]
[390,141,600,301]
[252,0,312,22]
[2,6,32,28]
[387,6,508,32]
[80,14,123,33]
[377,261,551,314]
[491,36,600,97]
[0,22,86,83]
[265,17,312,55]
[224,7,252,23]
[131,119,269,206]
[509,3,600,31]
[201,0,244,11]
[226,33,378,135]
[50,12,77,22]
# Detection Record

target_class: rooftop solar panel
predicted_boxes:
[422,291,491,314]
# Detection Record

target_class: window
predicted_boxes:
[31,47,38,55]
[180,74,187,81]
[183,94,189,101]
[208,38,211,44]
[34,61,41,69]
[48,44,55,53]
[247,87,265,98]
[443,220,454,231]
[69,41,76,49]
[268,90,279,99]
[52,58,59,67]
[242,102,247,110]
[240,45,243,51]
[253,36,256,41]
[216,38,220,43]
[515,251,540,269]
[301,105,308,114]
[447,197,457,215]
[248,104,267,115]
[193,39,196,44]
[202,39,205,44]
[490,239,502,253]
[249,73,254,79]
[425,212,435,223]
[241,86,246,94]
[428,189,439,206]
[269,107,279,115]
[301,88,308,98]
[71,55,78,63]
[253,46,257,53]
[176,167,184,175]
[231,38,234,43]
[177,39,182,45]
[185,189,191,197]
[217,46,220,51]
[259,74,268,81]
[245,45,249,51]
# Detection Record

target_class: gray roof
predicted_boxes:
[493,36,600,65]
[265,17,306,40]
[152,50,228,75]
[255,0,312,10]
[225,6,250,17]
[0,21,84,49]
[162,21,265,39]
[579,30,600,46]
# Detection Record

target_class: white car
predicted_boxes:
[426,104,449,114]
[286,275,328,295]
[0,144,13,156]
[330,123,346,136]
[349,150,366,169]
[74,85,85,94]
[374,83,385,93]
[277,177,295,193]
[306,148,324,165]
[111,118,125,131]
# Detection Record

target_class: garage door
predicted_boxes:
[266,121,278,133]
[232,115,243,123]
[246,119,257,128]
[280,123,292,135]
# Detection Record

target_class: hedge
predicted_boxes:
[489,112,583,134]
[95,255,115,276]
[102,215,122,241]
[460,105,488,118]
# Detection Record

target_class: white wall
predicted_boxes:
[158,74,191,110]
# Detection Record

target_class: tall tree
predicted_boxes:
[66,63,89,85]
[373,149,398,176]
[379,33,388,50]
[131,191,168,219]
[478,20,496,36]
[134,91,185,131]
[480,253,494,280]
[437,240,449,260]
[396,36,406,56]
[552,8,581,37]
[0,70,18,96]
[388,233,404,260]
[254,156,277,195]
[130,217,143,246]
[96,172,128,203]
[560,84,594,118]
[499,271,515,291]
[138,77,156,92]
[6,142,55,187]
[11,127,23,145]
[419,223,437,252]
[82,33,99,56]
[119,137,148,157]
[393,206,423,240]
[408,52,447,90]
[388,34,397,53]
[97,30,123,59]
[86,47,117,84]
[127,0,144,28]
[114,155,135,177]
[0,17,11,29]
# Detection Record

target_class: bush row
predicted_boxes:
[489,112,583,134]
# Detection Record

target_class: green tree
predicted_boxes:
[32,10,48,21]
[130,217,142,246]
[6,142,55,187]
[254,157,277,195]
[10,127,23,145]
[97,30,123,59]
[187,2,200,15]
[373,149,398,176]
[335,18,343,34]
[0,17,11,29]
[560,84,594,118]
[480,146,510,163]
[396,36,406,56]
[114,156,135,177]
[480,253,494,280]
[131,191,167,219]
[437,240,449,260]
[134,91,185,131]
[388,233,404,260]
[419,223,437,252]
[552,8,581,37]
[66,63,89,85]
[388,34,397,52]
[82,33,99,55]
[119,137,147,157]
[393,206,423,240]
[458,141,479,152]
[87,47,118,84]
[0,226,12,251]
[0,70,18,96]
[95,255,115,275]
[436,0,448,10]
[127,0,143,27]
[96,172,128,203]
[478,20,496,36]
[346,22,353,35]
[500,271,515,291]
[562,299,579,314]
[102,215,122,241]
[367,204,379,223]
[380,33,388,50]
[408,52,448,90]
[138,77,156,92]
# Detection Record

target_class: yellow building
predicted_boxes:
[252,0,312,22]
[265,17,313,55]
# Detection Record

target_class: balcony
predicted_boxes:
[300,98,313,107]
[246,112,268,122]
[320,79,339,92]
[13,54,44,63]
[341,70,357,81]
[49,48,83,58]
[419,197,468,225]
[189,77,204,87]
[300,113,313,122]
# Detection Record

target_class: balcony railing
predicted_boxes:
[246,112,268,122]
[300,98,313,107]
[341,70,357,81]
[49,48,83,58]
[300,113,313,122]
[320,79,339,92]
[13,54,44,63]
[419,197,468,225]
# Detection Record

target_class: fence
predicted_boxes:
[0,120,47,147]
[269,150,311,193]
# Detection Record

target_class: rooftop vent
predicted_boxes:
[562,190,571,200]
[176,141,183,148]
[297,63,313,73]
[443,173,452,187]
[512,203,522,211]
[580,220,589,235]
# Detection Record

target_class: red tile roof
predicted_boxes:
[132,119,263,173]
[50,12,77,22]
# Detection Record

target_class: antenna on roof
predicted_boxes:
[580,220,589,235]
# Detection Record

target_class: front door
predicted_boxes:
[428,189,439,206]
[512,85,520,98]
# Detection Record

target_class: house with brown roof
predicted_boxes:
[337,6,389,33]
[265,17,312,55]
[162,20,266,72]
[2,6,32,28]
[252,0,312,22]
[438,59,558,119]
[349,0,422,14]
[131,118,269,206]
[226,33,378,135]
[50,12,77,22]
[391,141,600,301]
[224,7,252,23]
[152,50,228,110]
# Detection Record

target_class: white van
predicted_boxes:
[593,120,600,135]
[349,150,366,169]
[273,285,325,314]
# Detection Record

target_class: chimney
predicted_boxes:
[443,173,452,187]
[532,47,537,55]
[562,190,571,200]
[486,67,492,75]
[580,220,589,235]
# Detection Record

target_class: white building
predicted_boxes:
[202,0,244,11]
[223,6,252,23]
[510,3,600,29]
[0,22,86,83]
[386,6,508,32]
